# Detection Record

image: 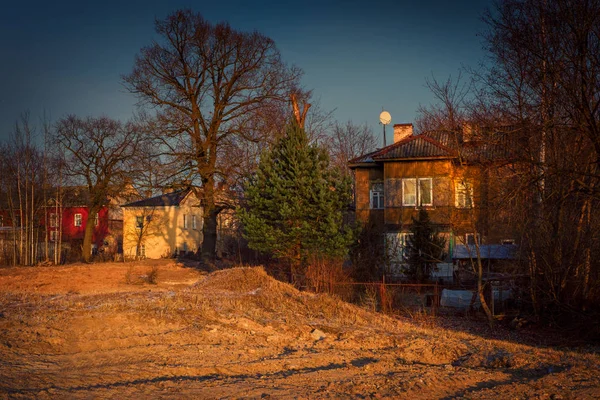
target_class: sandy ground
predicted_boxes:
[0,259,599,399]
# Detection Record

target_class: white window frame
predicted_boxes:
[74,213,82,227]
[455,180,474,209]
[402,178,417,206]
[192,215,197,230]
[183,214,188,229]
[369,182,384,209]
[49,213,58,228]
[402,178,433,207]
[136,216,144,230]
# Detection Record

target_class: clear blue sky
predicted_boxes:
[0,0,491,146]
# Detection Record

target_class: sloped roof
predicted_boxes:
[348,135,456,165]
[349,127,521,167]
[374,135,456,160]
[122,189,191,207]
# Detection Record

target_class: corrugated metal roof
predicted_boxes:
[122,189,191,207]
[374,135,456,160]
[349,128,522,167]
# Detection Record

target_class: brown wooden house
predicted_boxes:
[349,123,519,278]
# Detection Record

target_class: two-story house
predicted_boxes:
[349,123,518,278]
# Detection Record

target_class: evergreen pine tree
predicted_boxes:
[403,208,447,282]
[239,122,354,273]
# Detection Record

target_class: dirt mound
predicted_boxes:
[0,261,598,399]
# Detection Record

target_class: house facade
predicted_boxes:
[121,188,204,259]
[349,123,517,278]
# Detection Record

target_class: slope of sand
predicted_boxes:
[0,260,598,399]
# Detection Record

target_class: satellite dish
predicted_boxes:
[379,111,391,125]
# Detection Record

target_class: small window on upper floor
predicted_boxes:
[74,213,82,227]
[136,216,144,229]
[192,215,197,230]
[183,214,188,229]
[50,230,58,242]
[370,182,384,209]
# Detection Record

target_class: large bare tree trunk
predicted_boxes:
[82,208,99,263]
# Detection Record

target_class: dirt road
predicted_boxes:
[0,260,598,399]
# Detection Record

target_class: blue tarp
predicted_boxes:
[452,244,518,260]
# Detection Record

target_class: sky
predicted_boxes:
[0,0,492,147]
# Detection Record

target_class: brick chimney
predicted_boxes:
[393,123,413,143]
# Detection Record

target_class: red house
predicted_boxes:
[44,187,113,254]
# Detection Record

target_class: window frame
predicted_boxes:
[192,215,197,230]
[418,177,433,207]
[465,233,481,245]
[136,244,146,258]
[74,213,82,227]
[369,182,384,209]
[135,216,144,230]
[386,232,413,263]
[49,213,58,228]
[50,230,58,242]
[455,180,474,209]
[402,178,417,206]
[183,214,188,229]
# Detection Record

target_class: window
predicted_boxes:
[369,182,384,209]
[386,232,412,263]
[95,213,99,226]
[74,213,82,227]
[49,213,58,228]
[402,178,433,206]
[192,215,197,230]
[502,239,515,245]
[183,214,188,229]
[402,179,416,206]
[50,230,58,242]
[465,233,481,245]
[455,180,474,208]
[136,244,146,258]
[136,216,144,229]
[419,178,433,206]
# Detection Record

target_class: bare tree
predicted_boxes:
[479,0,600,321]
[327,121,377,176]
[123,10,302,262]
[53,116,146,262]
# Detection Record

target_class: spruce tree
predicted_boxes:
[239,122,354,273]
[403,208,447,282]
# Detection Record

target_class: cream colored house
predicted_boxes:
[121,188,203,259]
